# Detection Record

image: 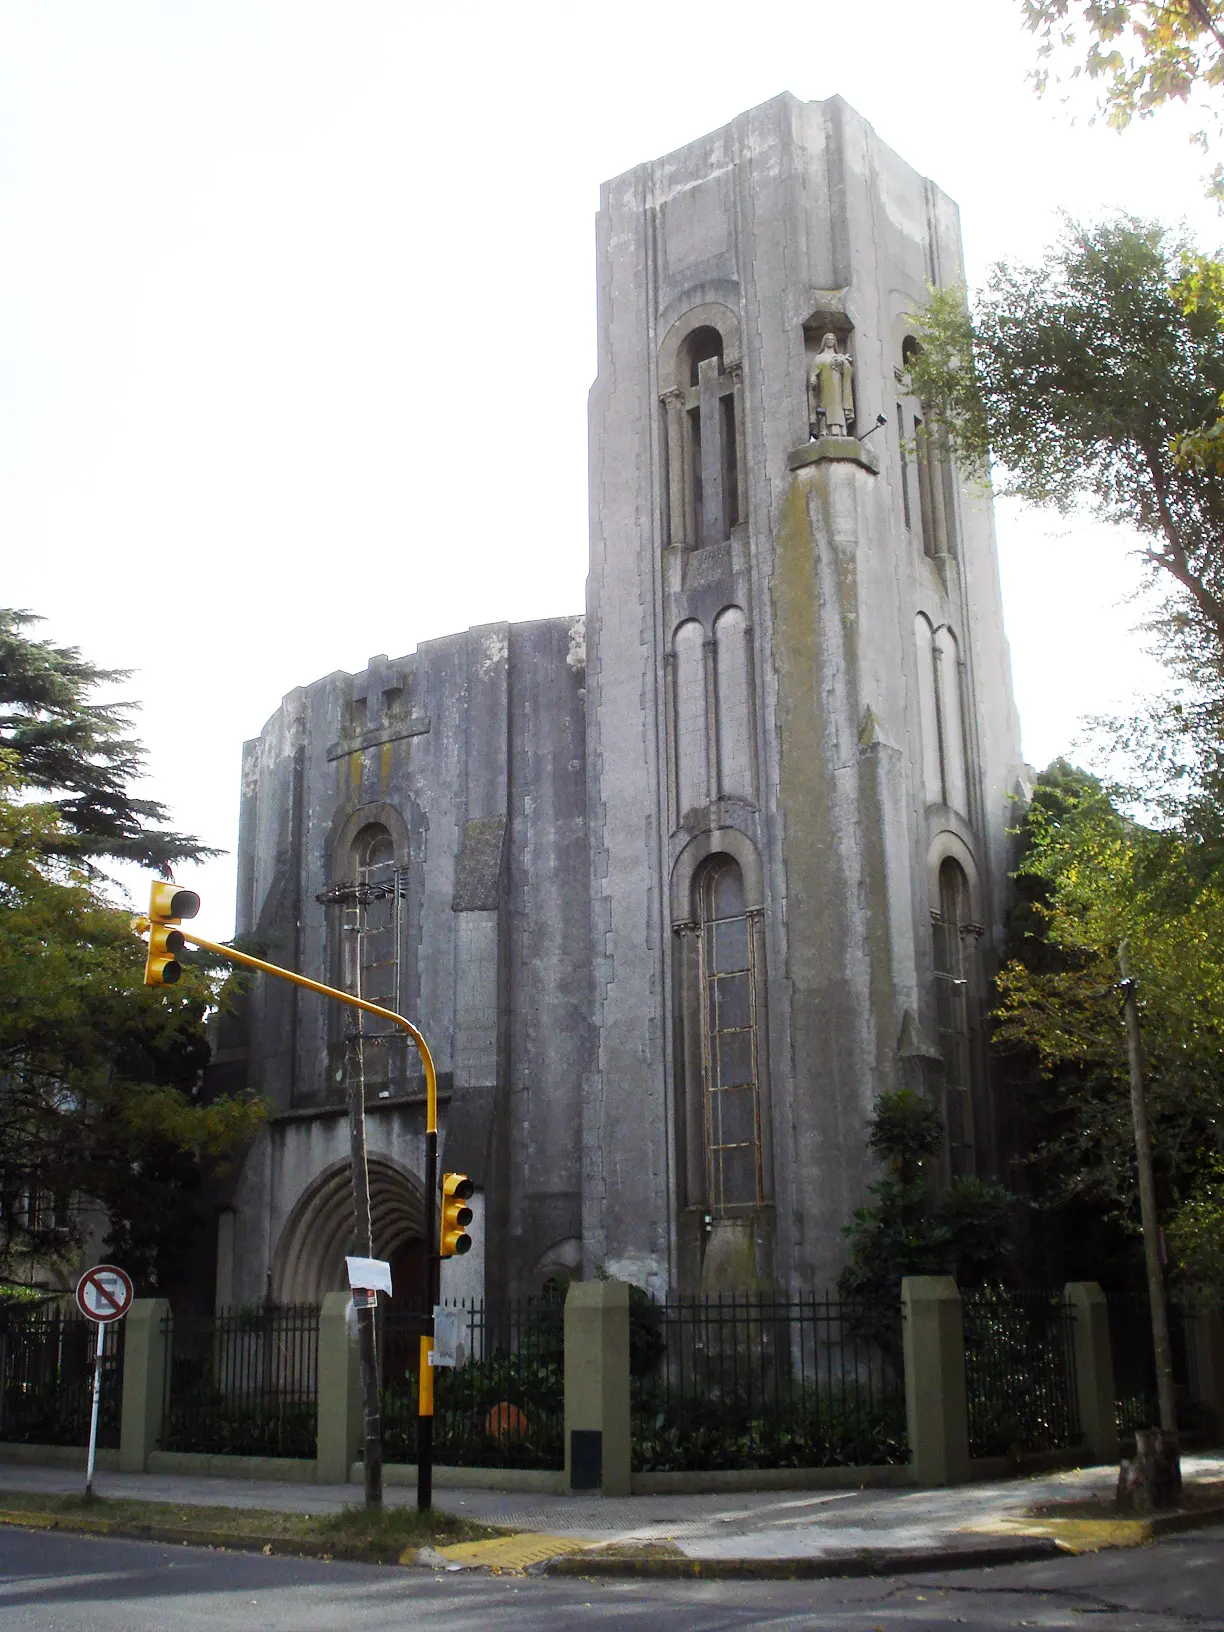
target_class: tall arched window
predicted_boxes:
[932,858,980,1173]
[662,323,741,548]
[900,335,955,560]
[340,823,399,1088]
[697,857,761,1212]
[351,825,396,1005]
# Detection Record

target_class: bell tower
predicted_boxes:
[584,93,1025,1295]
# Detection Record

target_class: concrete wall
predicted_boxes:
[224,616,591,1304]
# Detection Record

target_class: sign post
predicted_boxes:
[75,1264,133,1498]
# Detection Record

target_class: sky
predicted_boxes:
[2,1,1220,935]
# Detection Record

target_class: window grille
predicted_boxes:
[697,859,762,1212]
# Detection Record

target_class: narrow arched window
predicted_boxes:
[663,325,740,548]
[336,824,400,1090]
[352,826,397,1009]
[932,858,980,1172]
[698,857,761,1212]
[900,336,955,560]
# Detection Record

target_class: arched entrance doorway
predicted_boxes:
[270,1155,427,1310]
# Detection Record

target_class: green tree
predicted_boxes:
[0,722,260,1292]
[1022,1,1224,194]
[1,608,214,875]
[994,760,1224,1298]
[838,1090,1012,1319]
[908,217,1224,677]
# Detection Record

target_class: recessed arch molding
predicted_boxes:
[271,1154,425,1305]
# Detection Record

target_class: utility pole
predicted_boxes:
[1118,941,1180,1455]
[345,890,383,1511]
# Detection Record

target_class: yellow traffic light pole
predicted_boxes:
[134,907,442,1510]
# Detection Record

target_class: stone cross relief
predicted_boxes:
[808,332,855,439]
[327,655,430,762]
[352,654,405,734]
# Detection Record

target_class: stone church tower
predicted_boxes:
[212,92,1024,1312]
[584,92,1024,1297]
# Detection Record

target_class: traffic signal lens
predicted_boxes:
[440,1172,476,1258]
[148,883,200,923]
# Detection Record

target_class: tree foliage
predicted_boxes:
[0,608,215,875]
[995,760,1224,1299]
[1021,1,1224,194]
[0,662,261,1292]
[909,218,1224,678]
[838,1090,1012,1315]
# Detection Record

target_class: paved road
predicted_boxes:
[2,1524,1223,1630]
[5,1455,1223,1560]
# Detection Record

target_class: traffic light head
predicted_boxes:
[137,881,200,986]
[440,1172,475,1258]
[149,883,201,924]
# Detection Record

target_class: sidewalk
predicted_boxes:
[3,1453,1223,1574]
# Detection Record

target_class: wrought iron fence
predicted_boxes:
[631,1293,907,1472]
[1105,1290,1197,1436]
[380,1297,563,1470]
[160,1305,319,1458]
[962,1287,1081,1458]
[0,1304,124,1449]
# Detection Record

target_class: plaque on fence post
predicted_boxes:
[429,1307,465,1369]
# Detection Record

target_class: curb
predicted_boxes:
[543,1539,1065,1580]
[1138,1503,1224,1540]
[4,1503,1221,1580]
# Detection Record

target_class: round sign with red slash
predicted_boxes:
[75,1263,133,1324]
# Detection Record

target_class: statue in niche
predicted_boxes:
[808,332,855,438]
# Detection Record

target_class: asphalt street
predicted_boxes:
[2,1524,1223,1631]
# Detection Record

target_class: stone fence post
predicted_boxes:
[119,1298,170,1473]
[1065,1282,1119,1463]
[901,1275,969,1485]
[316,1291,361,1485]
[564,1280,630,1496]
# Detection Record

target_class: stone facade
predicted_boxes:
[215,92,1025,1310]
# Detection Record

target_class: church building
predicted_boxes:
[211,92,1026,1313]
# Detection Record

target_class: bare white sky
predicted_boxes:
[2,2,1216,934]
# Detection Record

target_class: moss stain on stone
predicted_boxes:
[772,475,834,992]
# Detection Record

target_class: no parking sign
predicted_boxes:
[75,1264,133,1324]
[74,1263,133,1496]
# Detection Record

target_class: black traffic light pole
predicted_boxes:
[419,1125,438,1511]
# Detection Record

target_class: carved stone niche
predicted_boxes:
[802,302,855,436]
[790,300,876,470]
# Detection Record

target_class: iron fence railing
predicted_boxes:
[962,1287,1081,1458]
[160,1305,319,1458]
[380,1297,563,1469]
[1105,1290,1198,1436]
[631,1293,907,1472]
[0,1304,124,1449]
